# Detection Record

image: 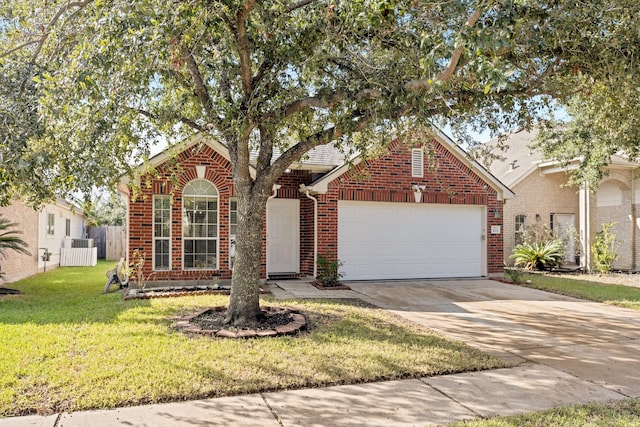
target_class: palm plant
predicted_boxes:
[510,239,565,271]
[0,214,31,280]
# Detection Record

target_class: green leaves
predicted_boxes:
[0,0,639,206]
[510,240,565,271]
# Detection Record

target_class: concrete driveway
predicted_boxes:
[347,279,640,397]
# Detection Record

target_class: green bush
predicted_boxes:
[592,222,618,273]
[316,254,344,287]
[510,240,565,271]
[504,267,525,283]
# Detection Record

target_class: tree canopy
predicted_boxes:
[2,0,639,323]
[0,0,636,204]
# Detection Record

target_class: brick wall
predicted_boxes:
[594,173,634,270]
[0,201,39,283]
[129,146,314,283]
[317,138,505,274]
[130,146,238,282]
[504,168,640,270]
[503,171,579,264]
[130,136,507,283]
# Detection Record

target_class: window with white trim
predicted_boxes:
[182,180,218,270]
[411,148,424,178]
[153,195,171,270]
[229,198,237,269]
[515,214,526,245]
[65,218,71,237]
[47,213,55,236]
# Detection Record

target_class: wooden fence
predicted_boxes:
[88,226,126,261]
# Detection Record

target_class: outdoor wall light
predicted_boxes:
[536,214,541,221]
[493,209,501,218]
[412,184,426,203]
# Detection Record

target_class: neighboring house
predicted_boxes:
[0,199,88,283]
[118,130,514,285]
[488,129,640,271]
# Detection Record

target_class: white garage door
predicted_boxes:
[338,201,484,280]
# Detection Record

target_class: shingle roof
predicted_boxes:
[487,129,639,187]
[485,129,544,187]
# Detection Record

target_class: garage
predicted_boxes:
[338,201,485,280]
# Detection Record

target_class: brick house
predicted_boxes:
[489,129,640,271]
[0,199,88,283]
[118,129,513,285]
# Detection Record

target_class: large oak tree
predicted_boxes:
[2,0,639,325]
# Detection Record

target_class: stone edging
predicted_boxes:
[124,288,270,300]
[173,306,307,339]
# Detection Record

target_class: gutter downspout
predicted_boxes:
[301,185,318,280]
[579,181,591,271]
[632,168,637,271]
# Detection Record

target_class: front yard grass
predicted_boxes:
[451,397,640,426]
[0,261,507,417]
[508,270,640,311]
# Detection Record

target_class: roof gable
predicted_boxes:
[487,129,640,188]
[305,129,514,200]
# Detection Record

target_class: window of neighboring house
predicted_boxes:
[515,214,526,245]
[182,179,218,270]
[229,198,237,269]
[65,218,71,237]
[411,148,424,178]
[153,195,171,270]
[47,213,55,236]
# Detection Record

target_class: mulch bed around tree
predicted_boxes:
[310,281,351,290]
[174,306,307,338]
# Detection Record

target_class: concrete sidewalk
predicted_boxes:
[4,363,628,427]
[3,279,639,426]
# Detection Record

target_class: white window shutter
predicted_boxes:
[411,149,424,178]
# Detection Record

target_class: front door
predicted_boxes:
[554,213,576,263]
[267,198,300,274]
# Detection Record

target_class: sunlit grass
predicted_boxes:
[0,262,507,416]
[509,270,640,311]
[451,398,640,426]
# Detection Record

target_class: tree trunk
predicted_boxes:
[224,193,269,326]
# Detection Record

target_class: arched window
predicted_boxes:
[182,180,218,269]
[515,214,526,245]
[597,181,623,207]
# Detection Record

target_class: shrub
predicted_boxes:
[510,240,565,271]
[316,254,344,287]
[592,222,619,273]
[504,267,525,283]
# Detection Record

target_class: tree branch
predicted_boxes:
[32,1,93,61]
[0,40,39,59]
[131,107,207,132]
[286,0,319,12]
[405,6,485,92]
[235,0,258,100]
[255,125,274,178]
[180,43,217,123]
[252,57,275,90]
[262,89,382,123]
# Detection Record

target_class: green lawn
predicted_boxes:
[451,398,640,426]
[0,261,506,417]
[507,270,640,311]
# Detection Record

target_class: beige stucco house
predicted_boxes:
[0,199,88,283]
[489,129,640,271]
